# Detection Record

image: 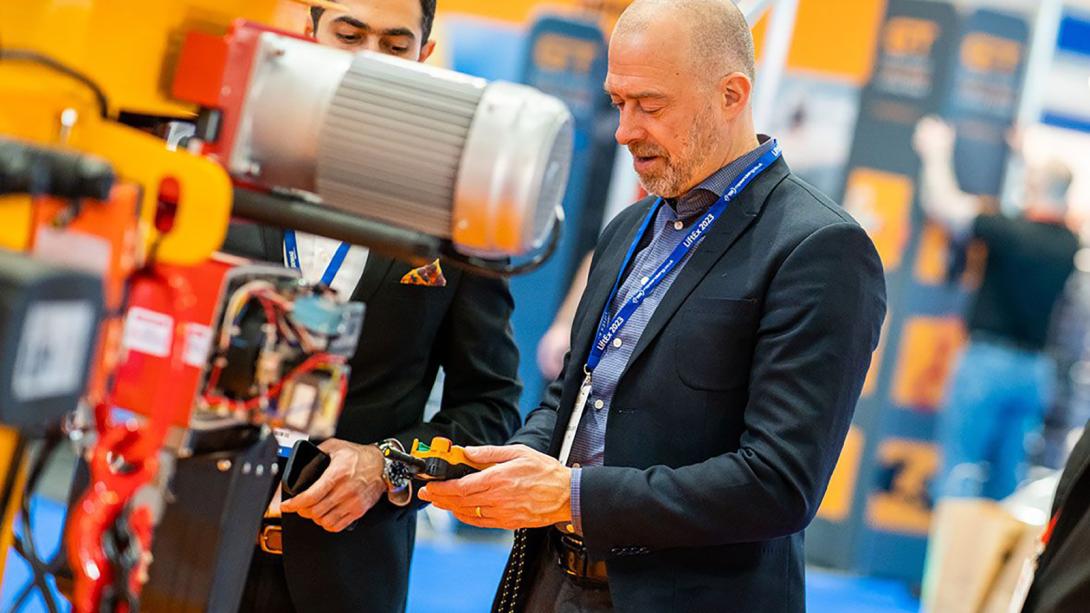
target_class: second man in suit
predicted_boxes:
[227,1,523,611]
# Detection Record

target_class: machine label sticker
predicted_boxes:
[283,382,319,430]
[183,324,213,368]
[122,307,174,358]
[13,300,95,401]
[33,226,112,277]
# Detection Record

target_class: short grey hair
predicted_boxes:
[614,0,756,83]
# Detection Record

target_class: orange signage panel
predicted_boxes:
[866,438,940,535]
[844,168,914,273]
[817,426,865,523]
[891,317,967,411]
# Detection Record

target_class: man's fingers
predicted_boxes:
[451,510,505,530]
[421,471,493,498]
[330,513,358,533]
[421,487,491,512]
[300,483,354,519]
[281,470,338,513]
[434,489,507,510]
[321,507,360,533]
[462,445,528,465]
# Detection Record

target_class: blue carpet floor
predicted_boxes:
[2,498,919,612]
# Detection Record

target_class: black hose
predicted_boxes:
[0,49,110,118]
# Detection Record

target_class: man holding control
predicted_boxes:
[420,1,887,611]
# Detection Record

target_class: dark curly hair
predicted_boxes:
[310,0,437,43]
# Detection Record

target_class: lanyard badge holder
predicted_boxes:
[283,230,351,287]
[558,142,782,465]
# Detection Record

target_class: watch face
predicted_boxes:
[386,460,413,488]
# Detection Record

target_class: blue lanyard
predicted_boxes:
[284,230,351,287]
[585,141,781,373]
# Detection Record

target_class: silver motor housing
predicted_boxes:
[229,32,573,259]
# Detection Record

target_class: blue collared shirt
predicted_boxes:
[568,136,776,534]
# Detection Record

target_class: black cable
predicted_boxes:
[0,433,28,550]
[0,49,110,118]
[8,426,66,613]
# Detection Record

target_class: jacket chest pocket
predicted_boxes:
[672,297,758,391]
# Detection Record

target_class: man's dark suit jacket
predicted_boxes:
[223,224,522,612]
[498,157,886,612]
[1023,419,1090,613]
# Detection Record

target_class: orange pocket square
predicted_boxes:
[400,259,447,287]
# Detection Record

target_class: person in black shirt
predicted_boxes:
[914,116,1079,500]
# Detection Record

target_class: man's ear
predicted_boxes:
[718,72,752,120]
[418,40,437,63]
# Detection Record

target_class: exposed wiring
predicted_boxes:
[201,281,348,421]
[202,354,346,414]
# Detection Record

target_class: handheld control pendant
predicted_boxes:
[382,436,493,481]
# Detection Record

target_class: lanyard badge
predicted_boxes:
[283,230,351,287]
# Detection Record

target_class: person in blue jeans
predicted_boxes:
[914,117,1079,500]
[939,340,1056,498]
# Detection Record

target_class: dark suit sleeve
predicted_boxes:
[1023,421,1090,612]
[391,271,522,449]
[579,222,886,556]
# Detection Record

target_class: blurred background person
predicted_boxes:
[536,253,592,380]
[914,116,1080,501]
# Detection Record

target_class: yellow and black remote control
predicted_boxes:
[382,436,493,481]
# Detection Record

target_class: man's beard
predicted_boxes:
[630,107,723,198]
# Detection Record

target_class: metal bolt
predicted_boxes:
[59,108,78,143]
[217,459,232,472]
[243,462,253,474]
[256,464,265,477]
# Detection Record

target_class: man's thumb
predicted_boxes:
[463,444,526,465]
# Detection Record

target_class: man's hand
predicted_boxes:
[280,438,386,533]
[913,115,956,160]
[536,323,571,380]
[418,445,571,530]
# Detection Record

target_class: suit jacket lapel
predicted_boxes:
[545,199,656,456]
[620,158,791,379]
[573,198,658,355]
[350,253,396,304]
[260,225,286,264]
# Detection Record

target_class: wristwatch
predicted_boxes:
[376,438,413,507]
